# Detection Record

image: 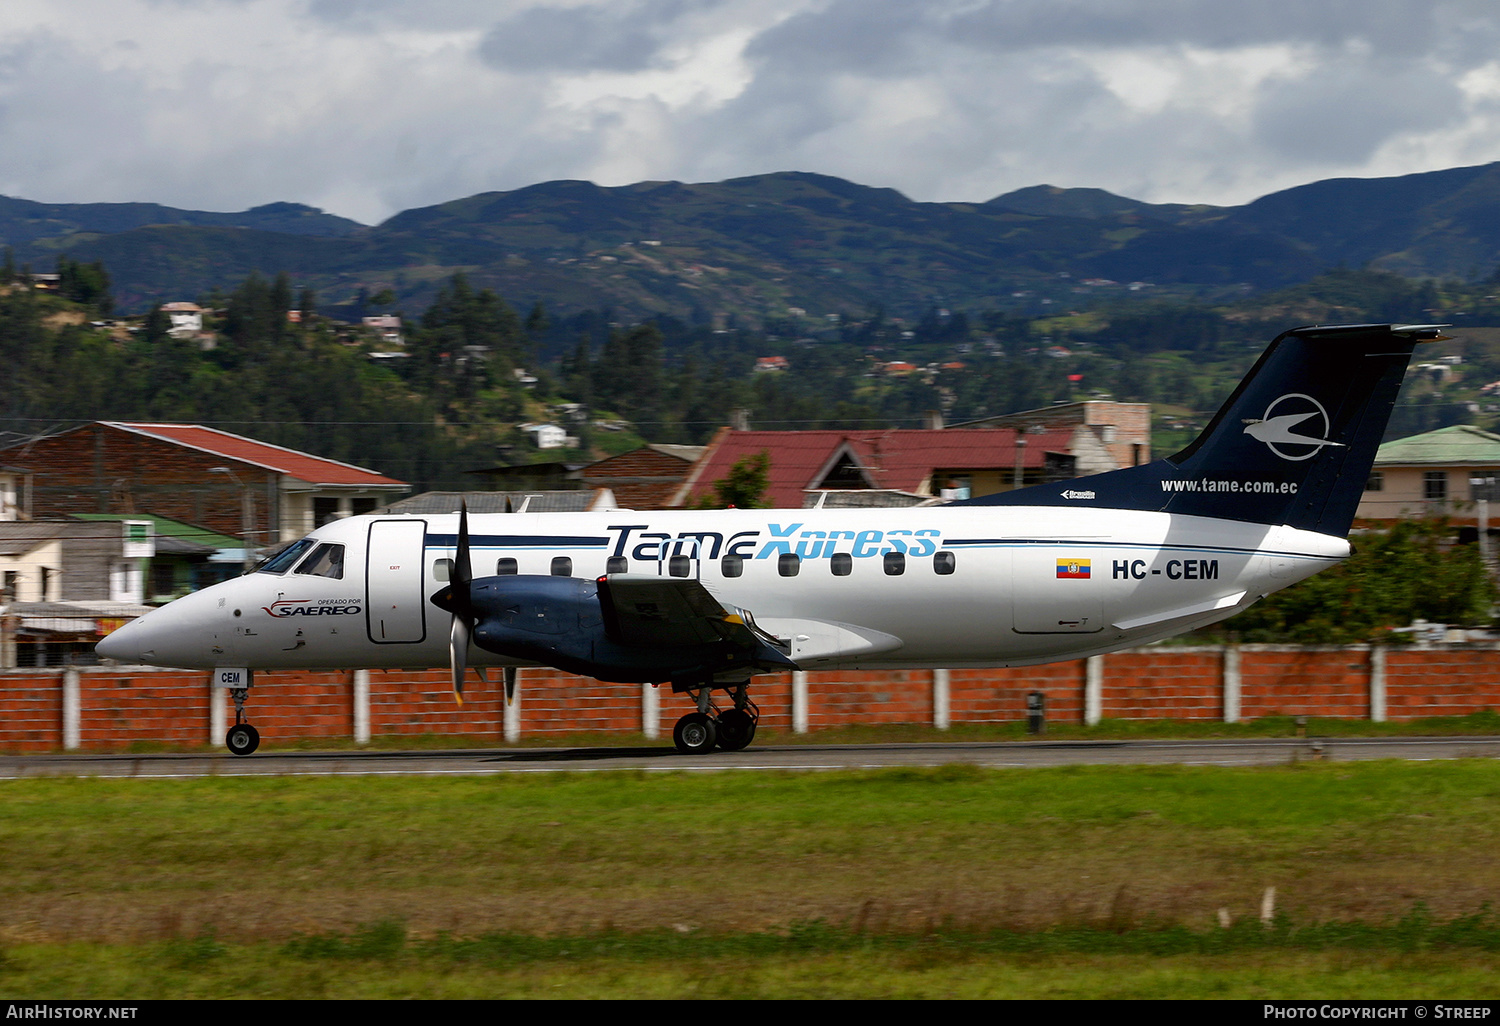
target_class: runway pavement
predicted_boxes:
[3,735,1499,779]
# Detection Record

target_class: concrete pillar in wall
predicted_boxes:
[62,668,80,750]
[1084,655,1104,726]
[792,671,808,734]
[1223,644,1242,724]
[643,682,660,739]
[209,681,225,745]
[933,668,950,730]
[353,669,370,744]
[1370,644,1387,723]
[504,672,521,743]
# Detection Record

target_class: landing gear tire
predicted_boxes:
[226,723,260,756]
[673,712,718,754]
[716,708,757,751]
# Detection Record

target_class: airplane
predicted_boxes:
[96,322,1444,756]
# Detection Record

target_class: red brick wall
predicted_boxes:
[1098,649,1223,719]
[4,645,1500,751]
[1386,649,1500,719]
[1238,648,1375,720]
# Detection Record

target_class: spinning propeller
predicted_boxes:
[431,502,517,707]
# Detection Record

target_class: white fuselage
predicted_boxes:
[99,505,1348,674]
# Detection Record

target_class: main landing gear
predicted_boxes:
[671,683,759,755]
[225,687,260,756]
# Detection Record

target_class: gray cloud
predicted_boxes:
[1252,60,1468,164]
[478,0,715,73]
[0,1,1498,222]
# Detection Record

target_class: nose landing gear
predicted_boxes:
[225,686,260,756]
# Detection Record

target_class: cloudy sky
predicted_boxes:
[3,0,1499,225]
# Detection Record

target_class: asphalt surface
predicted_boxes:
[3,735,1499,779]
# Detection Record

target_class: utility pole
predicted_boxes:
[211,466,255,571]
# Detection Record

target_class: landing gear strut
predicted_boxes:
[225,687,260,756]
[671,683,760,754]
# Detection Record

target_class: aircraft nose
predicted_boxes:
[94,589,223,669]
[95,615,154,664]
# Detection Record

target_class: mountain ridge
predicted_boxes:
[9,163,1500,319]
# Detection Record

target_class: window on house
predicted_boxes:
[1425,471,1448,501]
[1365,472,1384,492]
[550,556,572,576]
[313,496,339,526]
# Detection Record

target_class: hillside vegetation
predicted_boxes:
[6,162,1500,322]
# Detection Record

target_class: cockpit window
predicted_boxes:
[294,543,345,580]
[254,539,315,575]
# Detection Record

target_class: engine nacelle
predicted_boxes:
[463,575,794,687]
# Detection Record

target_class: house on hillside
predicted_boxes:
[1357,424,1500,522]
[0,422,409,555]
[161,302,203,337]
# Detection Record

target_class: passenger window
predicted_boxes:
[830,552,852,576]
[550,556,572,577]
[668,554,691,578]
[496,557,518,575]
[295,543,345,580]
[778,553,800,577]
[883,551,906,575]
[721,554,743,578]
[934,551,956,575]
[433,558,453,582]
[606,556,628,574]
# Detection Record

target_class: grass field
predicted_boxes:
[3,759,1499,998]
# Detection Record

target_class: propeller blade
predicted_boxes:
[449,615,470,705]
[504,666,518,706]
[447,501,475,706]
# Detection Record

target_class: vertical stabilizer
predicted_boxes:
[956,323,1445,536]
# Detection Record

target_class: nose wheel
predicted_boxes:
[225,686,260,756]
[226,722,260,756]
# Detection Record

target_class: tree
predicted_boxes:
[141,302,172,345]
[695,450,771,509]
[1205,519,1493,643]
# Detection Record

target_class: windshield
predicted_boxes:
[294,543,345,580]
[254,539,315,575]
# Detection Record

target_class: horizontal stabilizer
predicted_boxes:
[1112,591,1247,632]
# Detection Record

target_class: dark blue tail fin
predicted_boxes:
[955,323,1445,536]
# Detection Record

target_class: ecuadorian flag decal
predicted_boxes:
[1056,558,1091,579]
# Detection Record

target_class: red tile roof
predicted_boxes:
[105,422,407,488]
[683,429,1074,507]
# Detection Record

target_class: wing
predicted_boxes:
[596,573,785,654]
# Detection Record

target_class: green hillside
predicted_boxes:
[8,163,1500,321]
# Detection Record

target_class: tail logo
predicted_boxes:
[1242,393,1345,462]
